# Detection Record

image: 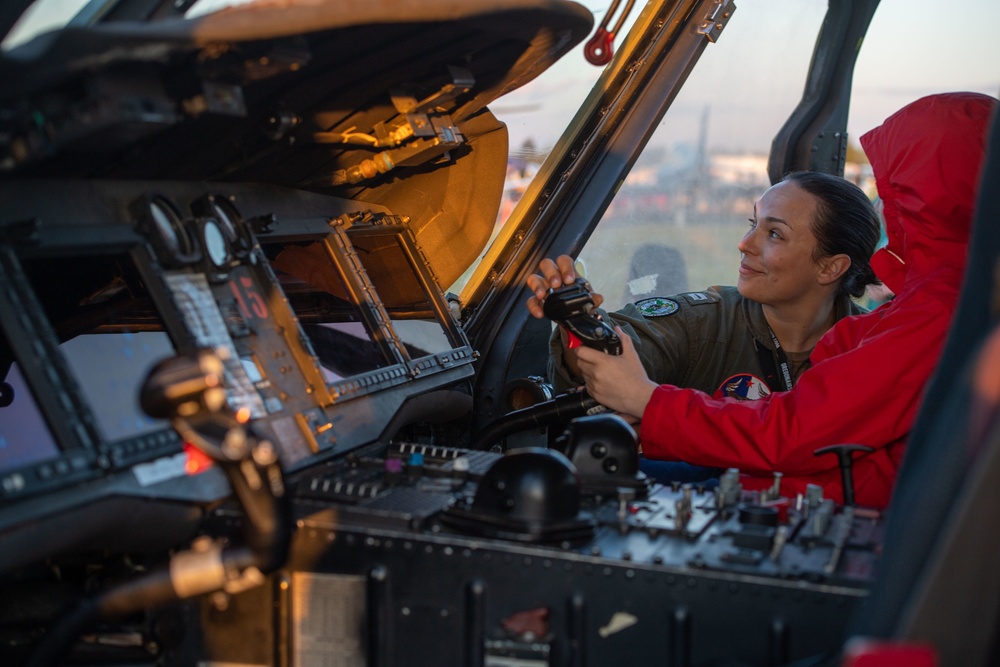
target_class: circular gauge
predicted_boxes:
[203,194,252,258]
[144,196,199,264]
[210,197,238,241]
[149,198,181,255]
[203,219,229,267]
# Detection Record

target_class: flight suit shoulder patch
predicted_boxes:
[634,297,680,317]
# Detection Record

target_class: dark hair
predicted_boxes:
[782,171,882,299]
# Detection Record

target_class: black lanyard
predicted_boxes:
[754,327,794,392]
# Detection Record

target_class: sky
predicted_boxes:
[850,0,1000,141]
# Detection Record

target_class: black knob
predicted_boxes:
[738,503,779,527]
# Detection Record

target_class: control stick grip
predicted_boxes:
[542,281,622,355]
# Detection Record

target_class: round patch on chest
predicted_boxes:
[715,374,773,400]
[635,297,679,317]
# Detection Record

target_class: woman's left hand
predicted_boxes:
[575,327,657,419]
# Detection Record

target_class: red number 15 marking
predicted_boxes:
[229,276,268,320]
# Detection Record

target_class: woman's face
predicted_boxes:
[737,180,827,307]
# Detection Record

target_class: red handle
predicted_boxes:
[563,328,583,349]
[584,28,615,66]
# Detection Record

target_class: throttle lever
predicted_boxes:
[542,281,622,355]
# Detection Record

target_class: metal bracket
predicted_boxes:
[697,0,736,43]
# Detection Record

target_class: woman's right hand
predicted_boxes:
[525,255,604,319]
[575,327,656,419]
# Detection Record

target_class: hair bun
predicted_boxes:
[845,262,881,298]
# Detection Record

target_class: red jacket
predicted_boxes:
[641,93,997,508]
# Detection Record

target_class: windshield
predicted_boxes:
[578,0,823,310]
[4,0,998,309]
[455,0,1000,307]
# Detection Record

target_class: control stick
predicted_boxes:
[28,349,291,667]
[543,280,622,355]
[141,350,291,570]
[470,282,622,451]
[471,386,606,451]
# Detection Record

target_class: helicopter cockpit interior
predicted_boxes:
[1,0,998,665]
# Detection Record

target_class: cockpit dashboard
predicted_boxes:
[0,178,476,559]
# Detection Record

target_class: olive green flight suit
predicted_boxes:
[549,285,866,396]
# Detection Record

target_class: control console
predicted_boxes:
[244,423,881,667]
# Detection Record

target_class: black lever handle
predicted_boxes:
[813,444,875,506]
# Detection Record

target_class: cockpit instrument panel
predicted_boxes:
[0,179,475,522]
